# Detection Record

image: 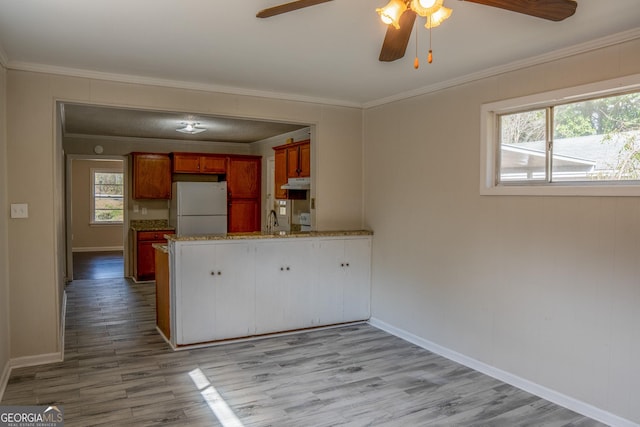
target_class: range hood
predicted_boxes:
[281,177,311,190]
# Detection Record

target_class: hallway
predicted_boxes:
[72,251,124,280]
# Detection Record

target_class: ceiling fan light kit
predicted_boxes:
[377,0,452,67]
[376,0,408,29]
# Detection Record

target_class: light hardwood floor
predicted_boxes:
[2,277,606,426]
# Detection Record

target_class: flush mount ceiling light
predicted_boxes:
[176,121,206,134]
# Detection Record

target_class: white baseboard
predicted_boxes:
[0,359,10,402]
[368,317,638,427]
[72,246,123,252]
[10,352,63,370]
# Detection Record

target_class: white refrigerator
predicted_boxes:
[169,181,228,236]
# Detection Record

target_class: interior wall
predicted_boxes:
[0,64,10,396]
[5,70,364,359]
[364,38,640,424]
[71,159,124,250]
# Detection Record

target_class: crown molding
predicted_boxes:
[3,28,639,110]
[363,28,640,109]
[5,61,362,109]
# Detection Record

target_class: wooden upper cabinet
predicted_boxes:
[227,156,261,199]
[132,152,172,199]
[172,153,200,173]
[172,153,227,174]
[273,139,310,200]
[274,148,288,200]
[201,155,227,174]
[285,140,311,178]
[299,142,310,177]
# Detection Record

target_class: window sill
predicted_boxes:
[480,183,640,197]
[89,222,124,226]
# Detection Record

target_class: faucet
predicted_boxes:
[267,210,279,233]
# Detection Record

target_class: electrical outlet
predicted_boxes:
[133,204,139,213]
[10,203,29,219]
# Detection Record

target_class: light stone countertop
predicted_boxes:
[152,243,169,253]
[130,219,175,232]
[166,230,373,242]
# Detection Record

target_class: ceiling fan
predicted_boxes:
[256,0,578,62]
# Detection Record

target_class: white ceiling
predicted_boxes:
[0,1,639,143]
[61,103,309,143]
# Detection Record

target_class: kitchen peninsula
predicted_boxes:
[156,230,373,348]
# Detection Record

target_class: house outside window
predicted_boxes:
[480,74,640,196]
[91,169,124,224]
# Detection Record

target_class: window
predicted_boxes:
[91,169,124,223]
[481,74,640,196]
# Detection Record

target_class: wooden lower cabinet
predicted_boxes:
[227,155,261,232]
[228,199,260,233]
[154,247,171,339]
[133,230,174,281]
[171,235,372,346]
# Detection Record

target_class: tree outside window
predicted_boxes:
[498,91,640,183]
[92,170,124,223]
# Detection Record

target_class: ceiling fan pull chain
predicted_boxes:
[428,17,433,64]
[414,20,420,69]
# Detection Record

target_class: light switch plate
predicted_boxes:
[10,203,28,219]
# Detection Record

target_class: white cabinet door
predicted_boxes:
[255,239,313,334]
[177,243,217,344]
[176,241,255,344]
[313,239,345,325]
[342,238,372,322]
[315,237,372,324]
[213,242,255,340]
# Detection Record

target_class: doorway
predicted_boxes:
[65,156,128,281]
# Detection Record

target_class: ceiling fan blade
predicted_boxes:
[462,0,577,21]
[379,10,417,62]
[256,0,333,18]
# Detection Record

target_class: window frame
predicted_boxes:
[480,73,640,196]
[90,168,124,225]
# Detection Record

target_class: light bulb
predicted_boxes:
[419,0,437,8]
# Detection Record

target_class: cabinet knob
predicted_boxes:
[280,267,284,271]
[210,271,216,276]
[286,266,290,271]
[218,271,222,275]
[346,263,350,267]
[341,263,345,267]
